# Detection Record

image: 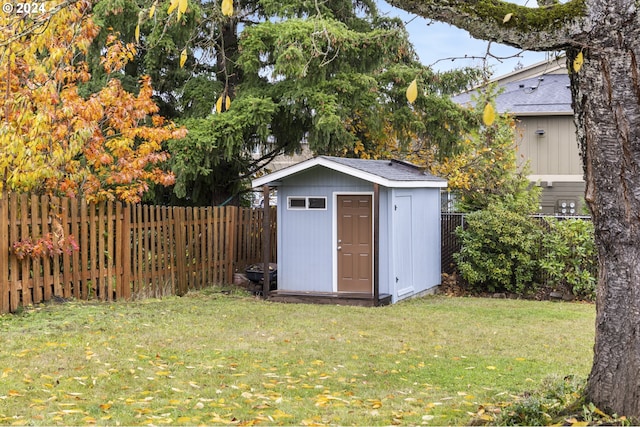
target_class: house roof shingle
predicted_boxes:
[453,73,573,115]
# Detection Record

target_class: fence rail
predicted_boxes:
[0,193,276,314]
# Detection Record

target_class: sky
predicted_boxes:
[376,0,554,77]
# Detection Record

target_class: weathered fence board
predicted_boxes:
[0,193,276,313]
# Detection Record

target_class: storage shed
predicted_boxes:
[251,156,447,306]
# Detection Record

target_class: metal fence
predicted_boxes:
[441,212,593,275]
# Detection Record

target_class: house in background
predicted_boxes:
[453,56,585,215]
[252,156,446,306]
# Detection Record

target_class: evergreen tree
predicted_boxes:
[90,0,482,205]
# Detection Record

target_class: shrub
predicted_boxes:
[495,375,629,426]
[454,203,543,294]
[539,218,597,300]
[496,375,585,426]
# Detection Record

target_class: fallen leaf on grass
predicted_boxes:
[368,399,383,409]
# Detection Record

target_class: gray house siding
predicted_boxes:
[453,59,586,215]
[518,116,581,176]
[538,181,587,215]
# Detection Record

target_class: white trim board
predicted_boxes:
[252,157,447,189]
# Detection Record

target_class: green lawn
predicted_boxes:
[0,289,595,426]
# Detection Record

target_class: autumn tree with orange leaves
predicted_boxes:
[0,0,185,203]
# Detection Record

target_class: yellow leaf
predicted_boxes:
[482,103,496,126]
[369,399,383,409]
[149,2,156,18]
[178,0,187,14]
[573,51,584,73]
[134,24,140,44]
[221,0,233,16]
[216,96,223,113]
[179,48,187,68]
[167,0,179,15]
[406,78,418,104]
[503,13,513,23]
[225,95,231,110]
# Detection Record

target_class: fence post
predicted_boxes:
[226,205,237,284]
[120,203,131,300]
[0,194,8,314]
[174,207,188,296]
[262,185,271,298]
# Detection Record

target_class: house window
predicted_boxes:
[287,197,327,210]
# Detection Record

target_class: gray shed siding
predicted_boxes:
[387,188,441,303]
[276,168,374,292]
[269,161,444,303]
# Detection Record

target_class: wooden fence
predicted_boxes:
[0,193,276,314]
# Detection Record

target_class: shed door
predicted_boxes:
[337,195,372,293]
[393,194,414,296]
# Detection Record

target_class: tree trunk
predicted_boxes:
[568,23,640,416]
[383,0,640,418]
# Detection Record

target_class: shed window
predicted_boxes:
[308,197,326,209]
[287,196,327,210]
[288,198,306,209]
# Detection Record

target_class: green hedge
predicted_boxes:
[454,205,597,299]
[539,218,597,300]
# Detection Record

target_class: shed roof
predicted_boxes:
[252,156,447,188]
